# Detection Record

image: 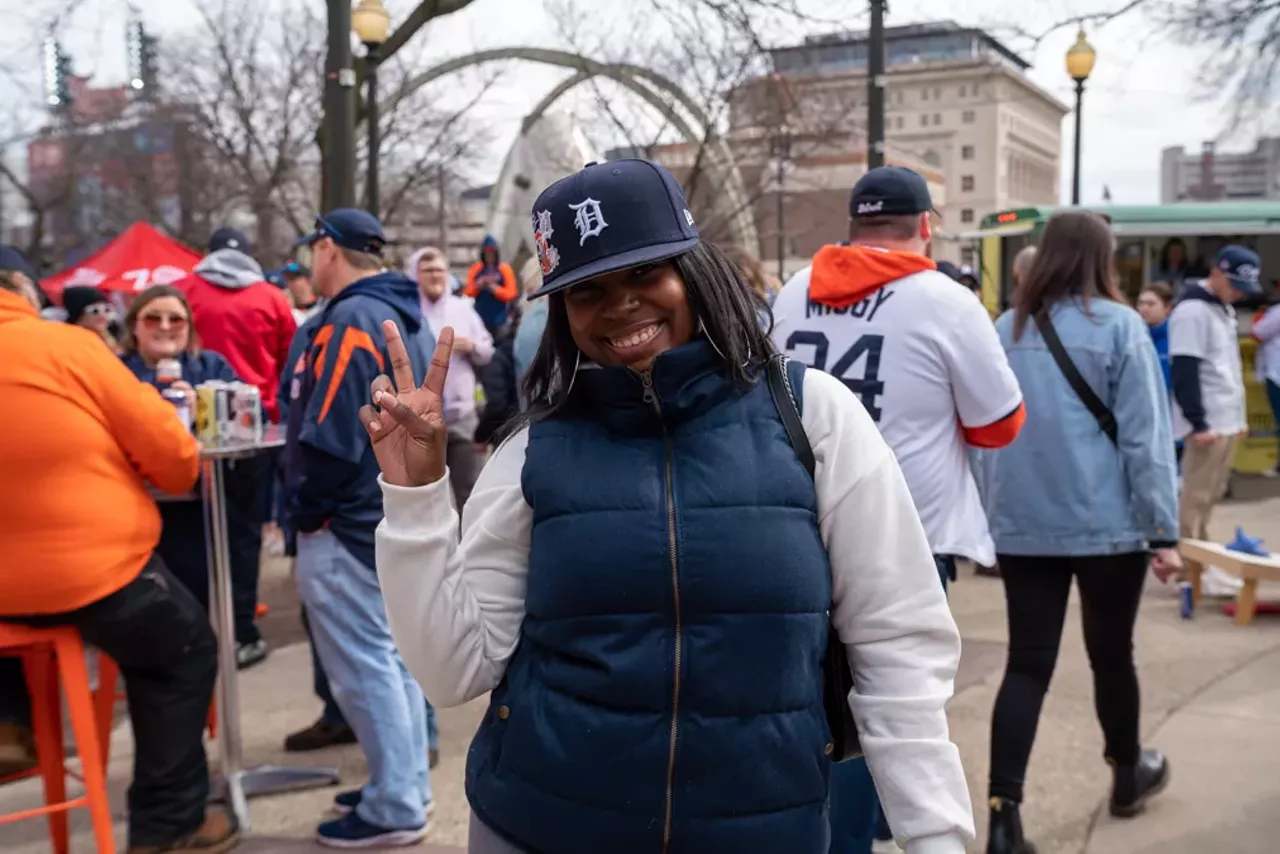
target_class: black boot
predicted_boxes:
[1110,749,1170,818]
[987,797,1036,854]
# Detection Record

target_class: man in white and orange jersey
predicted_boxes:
[773,166,1025,590]
[773,166,1024,853]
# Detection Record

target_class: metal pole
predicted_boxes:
[867,0,887,170]
[365,47,381,216]
[775,132,786,282]
[437,164,448,254]
[1072,79,1084,205]
[324,0,356,210]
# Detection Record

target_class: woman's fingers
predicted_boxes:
[382,320,417,393]
[370,373,394,402]
[358,404,384,436]
[375,389,428,430]
[422,326,455,398]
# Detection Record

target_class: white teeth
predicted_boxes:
[609,323,661,349]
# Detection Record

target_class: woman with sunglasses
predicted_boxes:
[120,286,248,641]
[63,285,121,353]
[368,161,974,853]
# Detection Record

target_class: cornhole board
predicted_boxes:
[1179,539,1280,626]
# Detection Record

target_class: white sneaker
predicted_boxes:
[1201,565,1244,597]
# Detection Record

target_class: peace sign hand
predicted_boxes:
[360,320,454,488]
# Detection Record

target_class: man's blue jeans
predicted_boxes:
[828,554,954,852]
[297,530,431,830]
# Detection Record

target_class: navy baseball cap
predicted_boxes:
[1215,244,1261,293]
[295,209,387,255]
[283,260,312,278]
[209,227,251,254]
[0,244,37,281]
[529,159,699,298]
[849,166,934,218]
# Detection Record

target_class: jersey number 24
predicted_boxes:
[785,331,885,422]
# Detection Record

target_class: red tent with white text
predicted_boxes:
[41,222,202,304]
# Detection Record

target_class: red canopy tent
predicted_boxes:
[41,222,202,304]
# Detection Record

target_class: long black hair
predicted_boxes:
[513,241,775,431]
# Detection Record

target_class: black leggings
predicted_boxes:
[989,552,1148,803]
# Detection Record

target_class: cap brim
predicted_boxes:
[529,236,700,299]
[1228,276,1262,293]
[294,232,323,248]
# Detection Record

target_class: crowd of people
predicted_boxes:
[0,154,1266,854]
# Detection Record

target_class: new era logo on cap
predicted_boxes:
[529,160,700,298]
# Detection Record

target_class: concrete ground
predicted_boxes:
[4,496,1280,853]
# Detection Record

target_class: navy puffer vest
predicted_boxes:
[466,340,833,853]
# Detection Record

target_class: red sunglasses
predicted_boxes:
[140,313,189,330]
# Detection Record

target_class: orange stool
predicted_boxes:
[0,624,115,854]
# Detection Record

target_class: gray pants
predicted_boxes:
[468,813,526,853]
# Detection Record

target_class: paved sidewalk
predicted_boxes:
[4,498,1280,853]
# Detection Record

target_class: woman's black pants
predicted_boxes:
[988,552,1148,804]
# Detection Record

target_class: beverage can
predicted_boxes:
[195,384,218,441]
[1178,581,1195,620]
[162,387,192,430]
[156,358,183,385]
[214,383,234,440]
[235,384,263,444]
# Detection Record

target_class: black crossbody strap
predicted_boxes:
[1034,309,1118,445]
[765,355,815,478]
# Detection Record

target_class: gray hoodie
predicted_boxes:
[194,248,265,289]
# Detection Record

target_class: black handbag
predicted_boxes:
[1033,308,1118,445]
[764,355,863,762]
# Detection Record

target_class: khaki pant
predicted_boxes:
[1179,435,1238,543]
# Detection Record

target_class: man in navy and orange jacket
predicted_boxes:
[284,209,437,847]
[463,234,518,335]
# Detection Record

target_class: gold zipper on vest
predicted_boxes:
[643,369,682,853]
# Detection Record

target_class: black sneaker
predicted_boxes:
[332,788,433,818]
[284,718,357,752]
[316,813,426,849]
[1110,749,1170,818]
[986,797,1036,854]
[235,639,269,670]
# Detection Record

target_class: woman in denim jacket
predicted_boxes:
[981,211,1181,854]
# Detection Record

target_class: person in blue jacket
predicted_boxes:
[286,209,437,848]
[120,285,244,632]
[363,161,975,854]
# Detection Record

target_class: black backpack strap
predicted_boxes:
[1034,308,1118,445]
[766,355,815,478]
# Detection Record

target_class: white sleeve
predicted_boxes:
[1253,306,1280,343]
[467,303,495,366]
[802,369,975,854]
[1169,302,1212,358]
[942,293,1023,428]
[376,428,531,707]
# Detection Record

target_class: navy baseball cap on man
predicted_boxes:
[849,166,934,218]
[295,208,387,255]
[1215,244,1262,293]
[529,159,700,298]
[209,227,252,254]
[0,245,37,281]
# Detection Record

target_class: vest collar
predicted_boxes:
[574,338,739,432]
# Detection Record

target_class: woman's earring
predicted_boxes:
[559,349,582,403]
[698,318,751,367]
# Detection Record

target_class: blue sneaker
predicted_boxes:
[332,788,435,817]
[316,812,427,848]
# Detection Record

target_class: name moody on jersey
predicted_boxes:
[804,285,896,321]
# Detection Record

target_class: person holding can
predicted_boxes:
[120,286,247,631]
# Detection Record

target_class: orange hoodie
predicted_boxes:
[0,290,201,615]
[808,244,1025,448]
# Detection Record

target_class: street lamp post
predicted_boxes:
[353,0,391,217]
[770,126,792,282]
[1065,29,1096,206]
[867,0,887,170]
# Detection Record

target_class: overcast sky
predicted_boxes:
[0,0,1238,206]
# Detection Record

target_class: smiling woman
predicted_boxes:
[367,160,976,854]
